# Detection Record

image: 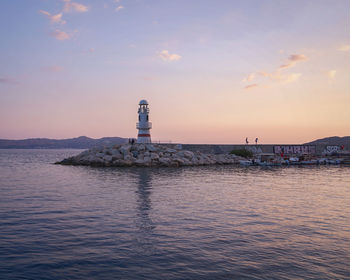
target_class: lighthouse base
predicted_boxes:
[137,135,151,144]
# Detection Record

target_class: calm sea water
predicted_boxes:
[0,149,350,280]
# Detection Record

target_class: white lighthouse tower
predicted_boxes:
[136,99,152,143]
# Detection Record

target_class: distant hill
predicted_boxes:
[0,136,128,149]
[304,136,350,146]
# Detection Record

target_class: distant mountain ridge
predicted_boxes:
[0,136,128,149]
[304,136,350,146]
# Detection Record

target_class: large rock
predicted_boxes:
[150,153,159,160]
[159,157,171,166]
[136,144,145,151]
[173,157,185,165]
[124,154,133,161]
[146,144,158,152]
[120,144,132,155]
[103,155,113,163]
[184,150,194,157]
[112,149,123,160]
[166,148,177,154]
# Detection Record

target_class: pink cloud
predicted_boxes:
[63,0,88,13]
[158,50,181,61]
[279,54,308,69]
[115,5,124,12]
[244,84,258,90]
[259,71,301,84]
[39,10,66,24]
[50,30,72,40]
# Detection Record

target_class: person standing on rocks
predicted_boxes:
[246,137,249,145]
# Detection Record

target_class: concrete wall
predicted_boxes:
[161,143,348,156]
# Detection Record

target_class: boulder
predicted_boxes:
[183,151,194,159]
[159,157,171,166]
[150,153,159,160]
[120,144,132,155]
[146,144,158,152]
[135,159,146,166]
[173,157,185,165]
[103,155,113,163]
[143,156,151,163]
[131,150,139,158]
[96,152,104,158]
[112,150,123,160]
[166,148,177,154]
[124,154,133,161]
[136,144,145,151]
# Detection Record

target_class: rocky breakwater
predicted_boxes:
[56,143,241,167]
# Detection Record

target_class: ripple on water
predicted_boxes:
[0,150,350,279]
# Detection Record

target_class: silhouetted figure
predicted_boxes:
[245,137,249,145]
[255,138,258,145]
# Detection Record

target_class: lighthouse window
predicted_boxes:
[139,115,140,121]
[147,115,149,121]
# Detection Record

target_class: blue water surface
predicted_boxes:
[0,149,350,280]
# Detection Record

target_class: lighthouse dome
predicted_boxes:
[139,99,148,105]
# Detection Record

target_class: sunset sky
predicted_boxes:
[1,0,349,144]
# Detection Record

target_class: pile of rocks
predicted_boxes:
[56,143,242,167]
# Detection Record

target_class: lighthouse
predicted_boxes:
[136,99,152,143]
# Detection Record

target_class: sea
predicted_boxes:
[0,149,349,280]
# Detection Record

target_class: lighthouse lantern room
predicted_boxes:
[136,99,152,143]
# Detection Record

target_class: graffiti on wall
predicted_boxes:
[323,145,343,154]
[274,145,316,155]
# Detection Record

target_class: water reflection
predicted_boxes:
[134,169,156,254]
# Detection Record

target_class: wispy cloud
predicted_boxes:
[80,48,95,54]
[115,5,124,12]
[42,65,64,72]
[242,73,255,82]
[0,77,18,85]
[260,71,301,84]
[244,84,258,90]
[242,53,307,89]
[39,10,66,24]
[63,0,88,13]
[158,50,181,61]
[328,70,336,79]
[284,73,301,83]
[337,45,350,51]
[279,54,308,69]
[50,30,72,40]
